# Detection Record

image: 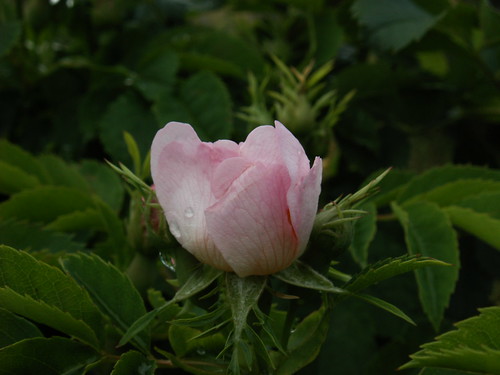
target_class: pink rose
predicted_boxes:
[151,121,322,277]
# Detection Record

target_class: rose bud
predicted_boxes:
[151,121,322,277]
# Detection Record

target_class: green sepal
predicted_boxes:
[119,265,221,347]
[274,260,346,294]
[224,273,267,374]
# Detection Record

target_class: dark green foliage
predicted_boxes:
[1,0,500,374]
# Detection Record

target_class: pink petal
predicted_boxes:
[239,125,281,166]
[151,125,231,271]
[150,122,200,179]
[287,156,322,254]
[274,120,311,183]
[205,163,298,277]
[211,157,253,199]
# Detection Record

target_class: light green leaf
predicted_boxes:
[0,246,103,345]
[397,165,500,203]
[455,191,500,219]
[275,260,345,293]
[351,293,415,325]
[61,253,149,353]
[349,202,377,267]
[0,186,94,223]
[351,0,447,51]
[119,265,221,347]
[123,131,142,176]
[392,202,459,330]
[444,206,500,250]
[402,306,500,374]
[0,337,99,375]
[110,350,157,375]
[345,254,448,294]
[276,305,330,375]
[0,308,42,348]
[0,161,40,194]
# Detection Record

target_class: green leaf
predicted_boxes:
[0,337,99,375]
[44,208,103,232]
[392,202,459,330]
[418,369,476,375]
[155,71,233,141]
[480,0,500,45]
[349,202,377,267]
[0,288,100,348]
[91,199,129,265]
[351,0,447,51]
[0,139,48,183]
[444,206,500,250]
[99,92,158,165]
[363,168,415,207]
[110,350,157,375]
[274,260,345,293]
[0,246,103,346]
[155,348,227,375]
[0,308,42,348]
[456,191,500,219]
[123,131,142,176]
[0,219,84,253]
[61,253,149,352]
[402,179,500,207]
[351,293,415,325]
[78,160,125,212]
[401,306,500,374]
[134,48,179,102]
[0,21,21,56]
[0,186,94,223]
[119,265,221,347]
[276,305,330,374]
[397,165,500,204]
[38,154,90,191]
[0,161,40,194]
[345,255,450,294]
[168,324,225,357]
[179,29,265,77]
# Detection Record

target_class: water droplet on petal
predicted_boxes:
[184,207,194,218]
[169,221,181,238]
